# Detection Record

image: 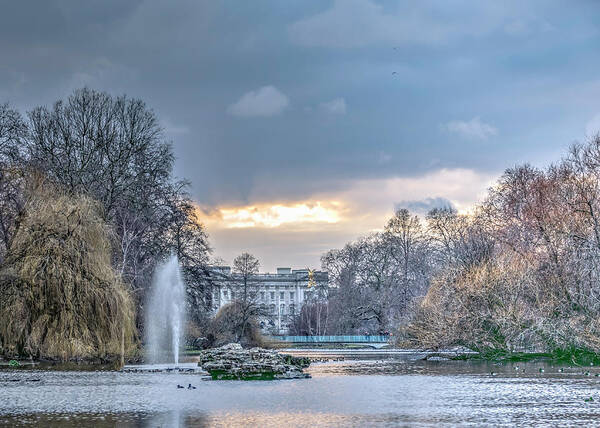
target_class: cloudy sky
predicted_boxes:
[2,1,600,271]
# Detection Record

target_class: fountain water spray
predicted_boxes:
[146,254,186,364]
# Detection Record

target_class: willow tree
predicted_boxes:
[0,179,135,361]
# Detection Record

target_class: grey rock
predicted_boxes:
[198,343,311,380]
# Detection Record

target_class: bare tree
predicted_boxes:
[291,270,330,335]
[385,209,432,313]
[323,216,434,335]
[427,206,494,269]
[231,253,262,342]
[0,103,28,263]
[167,195,212,324]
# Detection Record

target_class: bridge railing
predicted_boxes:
[271,335,390,343]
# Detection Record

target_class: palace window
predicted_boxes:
[269,304,276,314]
[270,291,275,300]
[280,304,285,315]
[223,290,228,298]
[280,291,284,300]
[289,304,295,315]
[260,291,265,301]
[289,291,294,300]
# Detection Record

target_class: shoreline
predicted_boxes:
[4,347,600,370]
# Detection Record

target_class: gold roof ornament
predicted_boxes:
[308,269,315,288]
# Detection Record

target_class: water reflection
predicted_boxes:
[0,411,527,428]
[0,412,205,428]
[2,356,600,427]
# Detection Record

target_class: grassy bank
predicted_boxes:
[453,348,600,366]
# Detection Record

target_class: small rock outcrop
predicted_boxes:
[198,343,311,380]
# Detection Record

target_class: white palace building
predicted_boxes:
[208,266,328,334]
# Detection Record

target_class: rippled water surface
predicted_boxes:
[2,353,600,427]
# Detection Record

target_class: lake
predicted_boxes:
[1,351,600,427]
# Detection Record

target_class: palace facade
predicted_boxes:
[208,266,328,334]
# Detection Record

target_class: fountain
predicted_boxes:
[122,255,207,374]
[146,254,186,364]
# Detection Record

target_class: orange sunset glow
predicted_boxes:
[201,201,344,229]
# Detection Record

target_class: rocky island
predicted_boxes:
[198,343,311,380]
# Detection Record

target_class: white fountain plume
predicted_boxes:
[146,254,186,365]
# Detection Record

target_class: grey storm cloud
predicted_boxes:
[1,0,600,207]
[395,197,455,215]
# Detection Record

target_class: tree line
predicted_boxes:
[298,134,600,359]
[412,136,600,357]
